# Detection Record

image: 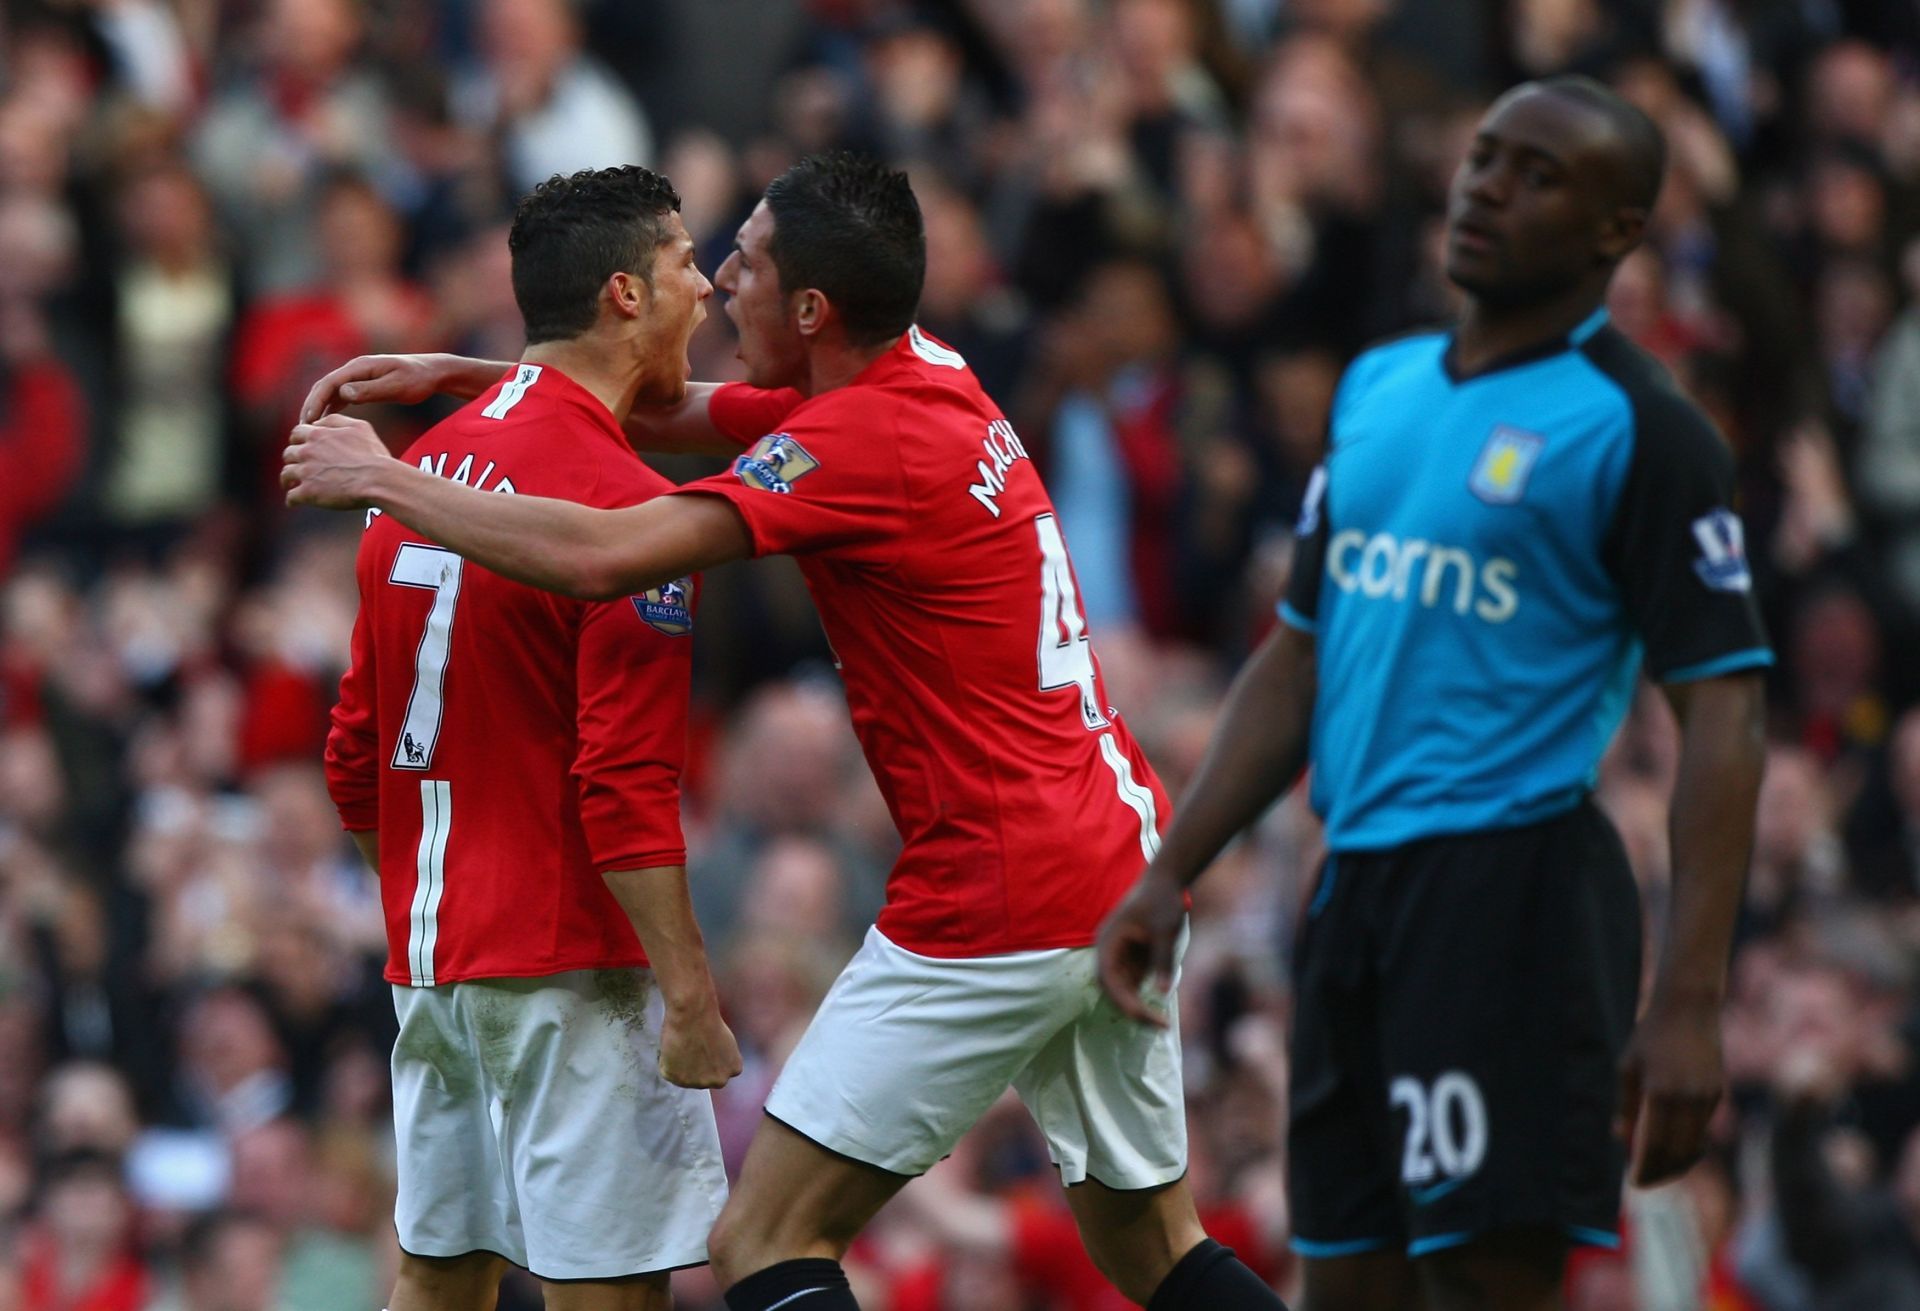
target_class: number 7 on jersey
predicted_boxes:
[388,543,465,770]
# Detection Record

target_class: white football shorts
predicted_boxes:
[764,925,1188,1188]
[390,968,728,1280]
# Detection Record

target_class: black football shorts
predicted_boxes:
[1287,797,1642,1260]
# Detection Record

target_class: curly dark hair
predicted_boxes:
[763,153,925,347]
[509,166,683,344]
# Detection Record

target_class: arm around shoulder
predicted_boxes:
[285,414,755,600]
[300,353,510,422]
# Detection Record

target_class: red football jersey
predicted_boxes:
[326,364,695,986]
[687,328,1170,957]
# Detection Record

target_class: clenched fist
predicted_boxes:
[282,413,396,510]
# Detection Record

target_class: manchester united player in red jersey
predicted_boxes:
[286,155,1288,1311]
[327,166,739,1311]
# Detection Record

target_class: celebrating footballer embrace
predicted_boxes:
[291,156,1289,1310]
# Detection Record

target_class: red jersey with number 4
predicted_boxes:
[325,364,695,986]
[689,327,1169,957]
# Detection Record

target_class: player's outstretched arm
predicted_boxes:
[624,382,756,456]
[303,352,778,458]
[603,865,742,1090]
[283,415,752,598]
[300,353,509,421]
[1617,671,1765,1187]
[1097,623,1317,1025]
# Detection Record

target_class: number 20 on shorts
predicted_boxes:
[1391,1071,1489,1187]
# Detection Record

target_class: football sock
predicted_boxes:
[723,1257,861,1310]
[1146,1238,1291,1310]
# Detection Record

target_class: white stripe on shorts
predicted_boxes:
[409,780,451,986]
[1099,733,1161,861]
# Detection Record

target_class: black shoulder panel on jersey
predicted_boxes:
[1284,464,1330,626]
[1583,326,1771,681]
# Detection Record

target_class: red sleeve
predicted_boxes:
[708,381,804,446]
[672,395,909,564]
[572,580,692,872]
[0,359,87,522]
[324,559,381,832]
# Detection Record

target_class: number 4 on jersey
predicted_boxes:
[1035,515,1109,731]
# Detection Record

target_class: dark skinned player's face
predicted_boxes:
[1445,88,1641,307]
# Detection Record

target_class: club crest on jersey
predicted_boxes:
[1469,425,1545,505]
[734,433,819,494]
[1690,509,1752,592]
[632,577,694,635]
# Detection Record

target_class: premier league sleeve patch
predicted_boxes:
[1690,509,1753,592]
[1469,425,1545,505]
[632,577,694,635]
[733,433,820,494]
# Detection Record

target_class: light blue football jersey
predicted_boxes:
[1283,309,1772,851]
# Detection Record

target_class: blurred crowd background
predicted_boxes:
[0,0,1917,1307]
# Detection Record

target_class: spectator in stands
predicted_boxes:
[169,989,291,1136]
[459,0,654,194]
[1031,258,1185,635]
[1860,296,1920,609]
[146,1210,284,1311]
[17,1150,149,1311]
[1768,1003,1920,1309]
[102,163,237,545]
[191,0,396,291]
[0,195,85,580]
[229,174,437,466]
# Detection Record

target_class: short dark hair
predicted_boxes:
[1533,75,1668,212]
[509,166,683,344]
[763,153,925,347]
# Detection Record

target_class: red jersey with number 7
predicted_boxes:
[686,328,1170,958]
[325,364,694,986]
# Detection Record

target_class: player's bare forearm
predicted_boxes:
[1618,670,1765,1184]
[300,353,508,420]
[439,357,514,397]
[1152,624,1317,889]
[375,475,749,600]
[418,354,508,402]
[285,415,751,598]
[1098,624,1315,1023]
[602,864,743,1089]
[1656,672,1766,1005]
[624,382,743,456]
[349,830,378,871]
[369,462,664,598]
[601,865,721,1013]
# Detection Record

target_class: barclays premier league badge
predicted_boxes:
[633,577,694,635]
[1469,425,1545,505]
[1690,509,1752,592]
[733,432,820,494]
